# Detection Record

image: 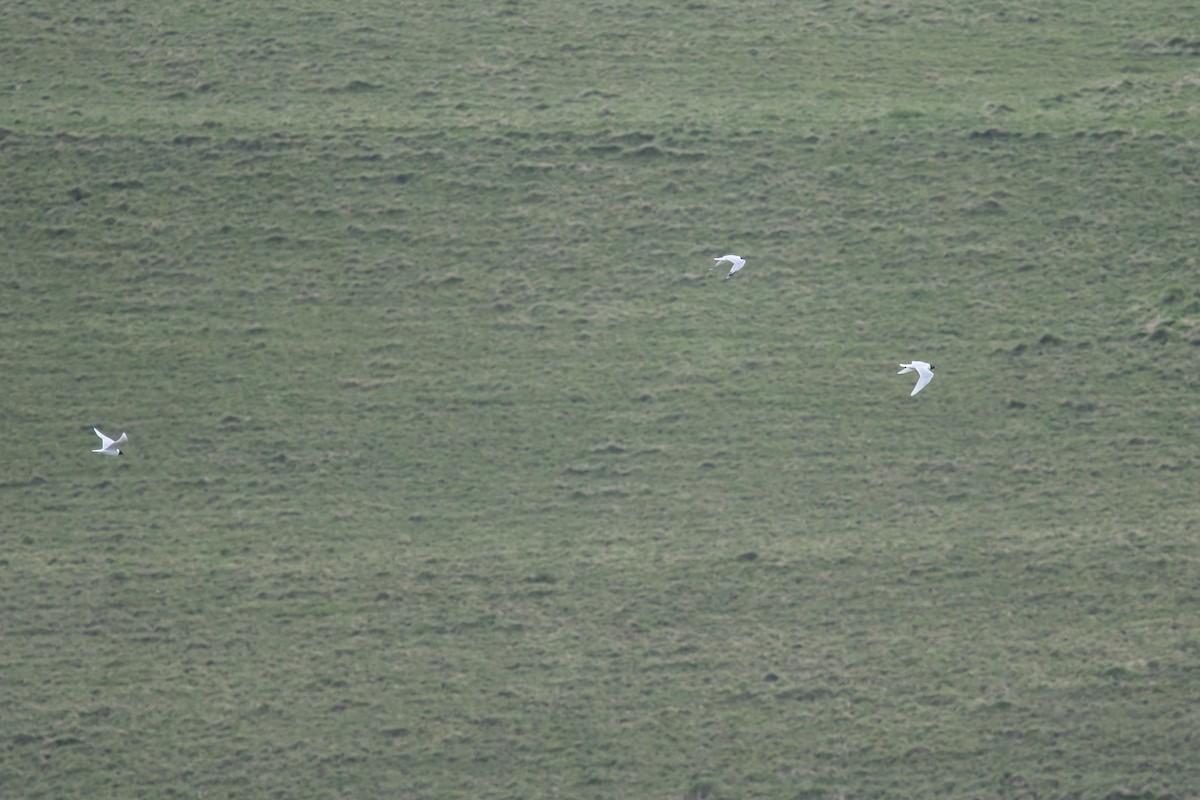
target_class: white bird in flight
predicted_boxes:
[92,427,127,456]
[711,254,745,280]
[898,361,936,396]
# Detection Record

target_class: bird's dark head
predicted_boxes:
[118,449,124,456]
[930,365,937,371]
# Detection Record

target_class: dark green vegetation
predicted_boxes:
[4,1,1200,797]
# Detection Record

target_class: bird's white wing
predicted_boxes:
[94,428,114,449]
[113,432,128,445]
[911,367,934,396]
[897,365,914,374]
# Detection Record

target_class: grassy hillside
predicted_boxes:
[3,1,1199,798]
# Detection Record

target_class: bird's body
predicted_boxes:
[92,427,127,456]
[898,361,936,396]
[712,254,745,279]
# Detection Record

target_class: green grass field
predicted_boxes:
[4,1,1200,797]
